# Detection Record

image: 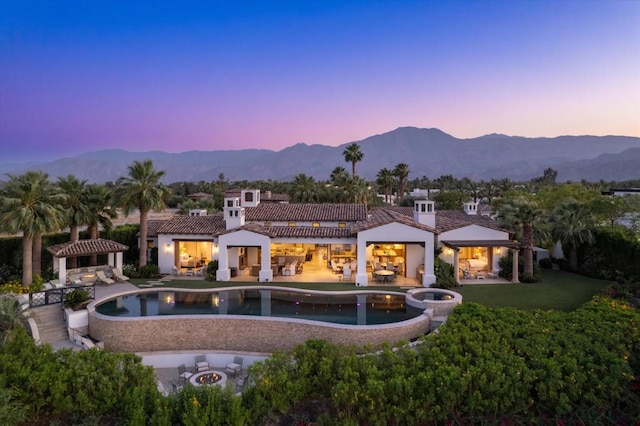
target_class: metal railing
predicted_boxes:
[28,285,95,307]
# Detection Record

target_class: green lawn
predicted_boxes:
[456,269,613,311]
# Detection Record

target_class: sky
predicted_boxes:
[1,0,639,163]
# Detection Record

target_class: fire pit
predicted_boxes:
[189,370,227,387]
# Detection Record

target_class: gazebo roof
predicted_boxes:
[47,239,129,257]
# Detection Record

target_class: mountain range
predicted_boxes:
[1,127,639,184]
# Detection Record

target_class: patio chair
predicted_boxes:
[195,355,210,372]
[330,260,341,274]
[236,374,250,392]
[171,380,183,393]
[171,265,181,276]
[342,265,352,281]
[178,364,193,384]
[460,268,473,279]
[112,268,129,281]
[96,270,115,285]
[226,356,243,376]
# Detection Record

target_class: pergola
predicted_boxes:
[440,239,522,284]
[47,239,129,283]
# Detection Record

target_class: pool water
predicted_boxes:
[95,290,423,325]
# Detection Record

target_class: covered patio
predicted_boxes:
[47,239,129,284]
[440,240,522,285]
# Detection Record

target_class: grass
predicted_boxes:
[131,269,614,312]
[456,269,613,311]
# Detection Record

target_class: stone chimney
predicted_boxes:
[413,200,436,228]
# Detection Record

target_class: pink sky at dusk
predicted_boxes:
[1,1,639,163]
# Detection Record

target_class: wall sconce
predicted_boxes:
[165,243,173,253]
[496,247,502,255]
[446,248,453,256]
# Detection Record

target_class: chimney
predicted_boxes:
[463,201,478,215]
[413,200,436,228]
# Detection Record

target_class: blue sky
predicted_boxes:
[1,0,639,162]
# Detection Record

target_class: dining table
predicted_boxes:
[373,270,395,283]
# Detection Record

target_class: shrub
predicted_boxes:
[0,281,28,295]
[138,264,160,279]
[29,275,44,292]
[64,289,90,310]
[123,264,139,279]
[538,257,553,269]
[433,257,457,288]
[205,260,218,281]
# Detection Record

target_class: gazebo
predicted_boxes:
[47,239,129,283]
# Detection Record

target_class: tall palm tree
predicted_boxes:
[496,196,542,279]
[549,199,595,270]
[57,175,92,269]
[85,184,117,266]
[291,174,318,203]
[393,163,409,200]
[342,143,364,177]
[114,160,172,268]
[0,171,64,286]
[376,168,394,204]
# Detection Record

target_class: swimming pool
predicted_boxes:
[95,289,423,325]
[88,286,443,353]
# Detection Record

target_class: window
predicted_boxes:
[288,222,296,227]
[312,222,320,227]
[338,222,346,228]
[264,221,272,227]
[245,192,253,202]
[226,200,234,207]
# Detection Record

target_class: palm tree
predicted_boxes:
[57,175,92,269]
[0,171,64,286]
[549,199,595,270]
[329,166,349,187]
[343,176,369,205]
[0,296,28,344]
[85,184,117,266]
[342,143,364,177]
[376,168,394,204]
[496,196,542,279]
[393,163,410,200]
[291,174,318,203]
[114,160,172,268]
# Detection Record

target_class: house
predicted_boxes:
[151,190,519,287]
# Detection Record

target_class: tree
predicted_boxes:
[57,175,92,269]
[85,184,118,266]
[433,190,467,211]
[114,160,172,268]
[342,176,370,205]
[329,166,349,187]
[393,163,409,200]
[496,196,542,279]
[0,171,64,285]
[0,296,28,344]
[291,174,318,203]
[376,168,394,204]
[342,143,364,177]
[549,199,596,270]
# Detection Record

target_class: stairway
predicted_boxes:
[30,304,79,350]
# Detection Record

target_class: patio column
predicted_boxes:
[422,233,436,287]
[511,249,520,283]
[453,248,460,286]
[259,241,273,282]
[355,240,368,287]
[115,252,123,270]
[216,242,230,281]
[56,257,67,283]
[107,253,115,267]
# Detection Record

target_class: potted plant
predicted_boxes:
[64,289,90,311]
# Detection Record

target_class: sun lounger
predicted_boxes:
[112,268,129,281]
[96,270,115,285]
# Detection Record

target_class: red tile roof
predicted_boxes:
[156,213,227,234]
[245,203,368,222]
[47,239,129,257]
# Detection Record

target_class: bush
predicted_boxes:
[138,264,160,279]
[433,257,457,288]
[538,257,553,269]
[64,289,90,310]
[205,260,218,281]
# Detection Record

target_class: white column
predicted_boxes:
[453,248,460,286]
[511,249,520,283]
[57,257,67,283]
[422,233,436,287]
[108,253,115,267]
[116,252,123,270]
[259,240,274,282]
[216,242,230,281]
[355,239,369,287]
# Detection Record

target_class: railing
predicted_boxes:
[28,285,95,307]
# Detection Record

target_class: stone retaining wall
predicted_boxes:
[89,312,431,353]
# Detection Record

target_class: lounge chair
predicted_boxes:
[226,356,243,376]
[195,355,210,372]
[112,268,129,281]
[96,271,115,285]
[178,364,193,384]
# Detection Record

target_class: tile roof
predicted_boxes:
[440,239,520,248]
[370,207,507,233]
[47,239,129,257]
[353,207,438,234]
[245,203,368,222]
[156,213,227,235]
[145,220,167,238]
[218,224,353,239]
